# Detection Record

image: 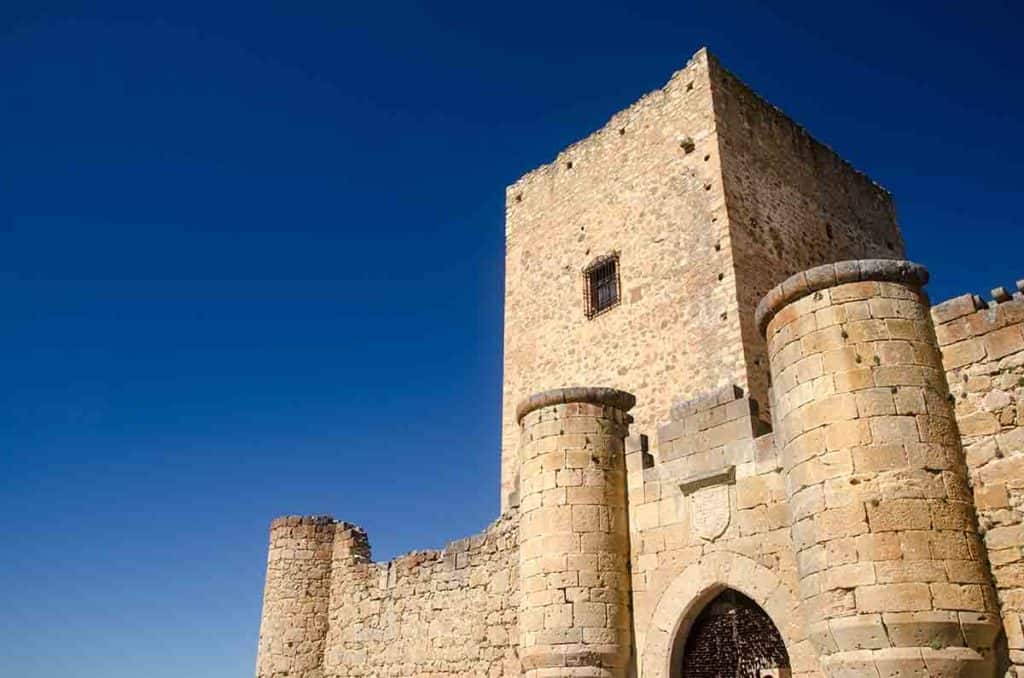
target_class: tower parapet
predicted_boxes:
[516,387,635,677]
[760,260,1001,676]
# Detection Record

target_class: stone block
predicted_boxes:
[736,476,770,509]
[985,325,1024,360]
[825,562,876,591]
[873,559,946,584]
[882,610,963,649]
[941,339,986,371]
[829,614,890,651]
[544,603,574,629]
[852,444,907,473]
[855,583,932,612]
[985,524,1024,551]
[866,498,932,532]
[931,294,981,324]
[572,601,606,628]
[958,411,1000,437]
[930,583,986,611]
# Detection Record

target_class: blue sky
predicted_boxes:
[1,2,1020,676]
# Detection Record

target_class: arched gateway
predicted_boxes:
[639,553,805,678]
[676,589,789,678]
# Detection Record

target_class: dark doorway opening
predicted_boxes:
[679,589,789,678]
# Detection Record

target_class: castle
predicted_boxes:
[255,49,1024,677]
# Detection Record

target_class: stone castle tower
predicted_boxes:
[256,48,1024,677]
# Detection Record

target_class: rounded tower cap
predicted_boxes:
[755,259,929,337]
[516,386,636,423]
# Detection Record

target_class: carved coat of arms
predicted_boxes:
[690,484,731,541]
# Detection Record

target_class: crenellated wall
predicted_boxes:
[932,282,1024,671]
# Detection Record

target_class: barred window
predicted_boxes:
[583,254,620,319]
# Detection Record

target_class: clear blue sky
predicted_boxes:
[1,2,1020,676]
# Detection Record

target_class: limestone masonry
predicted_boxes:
[256,48,1024,677]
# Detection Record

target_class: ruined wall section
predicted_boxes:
[708,55,904,417]
[932,282,1024,669]
[321,514,520,677]
[627,385,820,677]
[502,48,746,511]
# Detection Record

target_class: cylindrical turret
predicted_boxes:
[758,260,1001,676]
[516,387,635,677]
[255,515,337,678]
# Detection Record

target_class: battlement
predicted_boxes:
[657,385,768,466]
[932,280,1024,321]
[932,281,1024,369]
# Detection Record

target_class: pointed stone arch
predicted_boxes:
[678,589,788,676]
[638,551,817,678]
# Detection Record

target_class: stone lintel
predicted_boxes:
[677,465,736,495]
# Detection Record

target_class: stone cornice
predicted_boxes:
[755,259,929,337]
[516,387,637,423]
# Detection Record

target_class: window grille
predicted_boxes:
[584,254,620,319]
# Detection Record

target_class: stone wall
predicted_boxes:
[256,515,520,678]
[932,282,1024,671]
[709,54,904,418]
[626,385,818,677]
[501,49,744,512]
